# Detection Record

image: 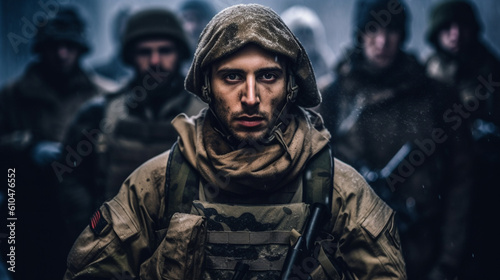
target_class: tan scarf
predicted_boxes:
[172,108,330,195]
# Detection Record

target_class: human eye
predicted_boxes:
[224,73,242,83]
[135,48,152,56]
[159,46,176,55]
[259,72,279,82]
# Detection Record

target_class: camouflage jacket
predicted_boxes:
[64,110,407,280]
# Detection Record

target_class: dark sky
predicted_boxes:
[1,0,499,85]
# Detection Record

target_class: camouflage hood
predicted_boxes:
[185,4,321,108]
[172,108,330,195]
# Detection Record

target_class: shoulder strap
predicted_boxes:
[302,144,334,210]
[164,141,200,222]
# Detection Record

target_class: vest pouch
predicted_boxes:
[308,236,347,280]
[141,212,207,280]
[285,220,346,280]
[190,200,310,280]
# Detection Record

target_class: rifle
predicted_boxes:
[358,141,418,234]
[280,203,329,280]
[231,261,249,280]
[472,118,500,141]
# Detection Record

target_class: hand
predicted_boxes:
[31,141,62,167]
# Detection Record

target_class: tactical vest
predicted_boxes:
[98,94,179,199]
[163,142,347,280]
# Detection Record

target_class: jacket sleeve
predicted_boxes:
[63,151,170,280]
[58,96,109,243]
[429,105,474,280]
[331,159,407,279]
[0,83,34,154]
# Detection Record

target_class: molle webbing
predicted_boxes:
[190,201,310,278]
[205,256,284,271]
[207,231,291,245]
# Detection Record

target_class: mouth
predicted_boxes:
[234,115,265,129]
[375,52,391,60]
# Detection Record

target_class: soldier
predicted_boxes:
[178,0,217,54]
[319,0,473,279]
[425,1,500,278]
[57,7,205,255]
[281,5,335,91]
[0,6,115,279]
[64,4,406,280]
[178,0,217,75]
[92,6,134,85]
[0,6,114,170]
[425,0,500,129]
[0,6,114,280]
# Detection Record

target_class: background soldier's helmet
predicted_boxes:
[353,0,410,46]
[32,6,90,54]
[121,8,191,65]
[185,4,321,108]
[426,0,481,48]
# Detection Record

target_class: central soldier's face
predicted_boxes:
[211,44,287,143]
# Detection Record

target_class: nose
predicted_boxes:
[449,23,460,39]
[150,50,160,66]
[241,76,259,106]
[57,45,70,59]
[374,31,388,49]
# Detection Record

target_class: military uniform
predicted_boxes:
[59,7,205,251]
[65,108,405,280]
[319,1,474,279]
[425,0,500,136]
[0,60,112,280]
[64,4,406,279]
[59,73,205,248]
[0,7,116,280]
[424,1,500,278]
[321,49,473,280]
[0,63,111,148]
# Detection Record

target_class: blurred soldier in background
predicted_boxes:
[93,5,134,85]
[425,0,500,278]
[58,7,205,254]
[178,0,217,74]
[320,0,474,279]
[178,0,217,53]
[281,5,335,91]
[0,6,114,280]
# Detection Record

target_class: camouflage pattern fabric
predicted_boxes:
[140,213,207,280]
[191,201,309,279]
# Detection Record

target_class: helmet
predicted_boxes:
[32,6,89,54]
[121,8,191,65]
[353,0,410,45]
[179,0,217,22]
[426,0,481,48]
[185,4,321,108]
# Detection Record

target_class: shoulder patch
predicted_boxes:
[360,198,393,239]
[90,209,109,236]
